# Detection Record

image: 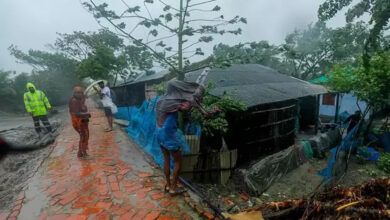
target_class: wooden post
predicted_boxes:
[334,93,340,123]
[177,0,184,130]
[177,0,184,80]
[181,135,200,179]
[315,95,320,134]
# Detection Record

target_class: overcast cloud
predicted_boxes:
[0,0,347,73]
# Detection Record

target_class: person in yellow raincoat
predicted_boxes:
[23,83,53,137]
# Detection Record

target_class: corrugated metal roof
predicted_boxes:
[184,64,328,107]
[134,71,169,83]
[115,71,169,87]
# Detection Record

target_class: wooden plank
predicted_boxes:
[181,135,201,179]
[220,149,237,185]
[315,94,320,134]
[181,135,238,184]
[114,119,130,127]
[334,93,340,123]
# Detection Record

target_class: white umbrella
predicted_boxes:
[84,80,107,97]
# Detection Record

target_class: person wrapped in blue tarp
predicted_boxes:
[155,79,220,195]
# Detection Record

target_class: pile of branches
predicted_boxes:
[247,178,390,220]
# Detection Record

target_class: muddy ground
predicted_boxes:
[0,107,67,212]
[263,154,386,202]
[193,153,387,214]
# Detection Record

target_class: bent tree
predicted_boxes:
[327,51,390,137]
[82,0,246,80]
[318,0,390,67]
[54,30,154,84]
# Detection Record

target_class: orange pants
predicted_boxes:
[71,116,89,155]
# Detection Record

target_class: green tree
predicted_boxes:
[190,83,246,137]
[77,45,126,82]
[0,70,16,103]
[54,30,154,84]
[0,70,24,112]
[328,51,390,112]
[54,30,124,61]
[213,41,288,74]
[210,22,369,80]
[281,21,369,80]
[0,70,13,89]
[9,46,80,105]
[13,73,29,95]
[12,72,30,109]
[82,0,246,80]
[154,82,246,136]
[327,52,390,137]
[319,0,390,66]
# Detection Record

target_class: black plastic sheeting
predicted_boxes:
[111,83,145,107]
[112,71,169,107]
[185,64,327,107]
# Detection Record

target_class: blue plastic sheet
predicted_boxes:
[339,111,350,128]
[318,125,359,179]
[381,133,390,152]
[185,122,202,136]
[358,147,379,161]
[116,96,195,169]
[156,112,190,153]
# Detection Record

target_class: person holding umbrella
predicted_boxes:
[98,81,115,132]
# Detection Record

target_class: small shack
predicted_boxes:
[185,64,327,162]
[112,71,169,107]
[311,75,369,122]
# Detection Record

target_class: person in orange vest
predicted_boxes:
[68,86,91,158]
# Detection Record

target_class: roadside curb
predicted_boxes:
[183,192,221,220]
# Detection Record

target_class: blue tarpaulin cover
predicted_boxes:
[358,147,379,161]
[115,96,200,168]
[318,125,359,179]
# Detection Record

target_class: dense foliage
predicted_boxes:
[212,21,370,80]
[55,30,153,83]
[378,152,390,174]
[0,70,21,112]
[154,82,246,136]
[2,29,155,112]
[212,41,287,74]
[8,47,80,107]
[190,83,246,136]
[327,51,390,110]
[319,0,390,67]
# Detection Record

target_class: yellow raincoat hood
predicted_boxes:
[26,82,36,91]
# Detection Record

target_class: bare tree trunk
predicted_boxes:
[364,109,375,138]
[178,0,185,130]
[114,72,118,86]
[177,0,184,81]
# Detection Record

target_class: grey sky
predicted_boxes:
[0,0,347,73]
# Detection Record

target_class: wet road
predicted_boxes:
[0,116,32,131]
[0,105,198,220]
[0,107,66,131]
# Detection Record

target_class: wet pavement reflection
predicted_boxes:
[1,106,197,220]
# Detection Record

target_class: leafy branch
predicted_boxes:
[318,0,390,68]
